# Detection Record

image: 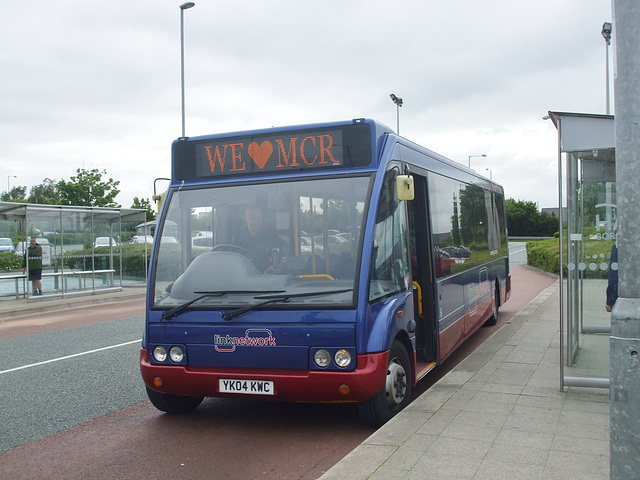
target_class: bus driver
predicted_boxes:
[231,204,279,273]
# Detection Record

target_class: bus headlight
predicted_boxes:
[153,346,167,363]
[334,349,352,368]
[169,346,184,363]
[314,349,331,368]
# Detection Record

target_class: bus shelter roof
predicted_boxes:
[547,111,615,154]
[0,202,147,223]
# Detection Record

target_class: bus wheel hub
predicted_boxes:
[386,361,407,407]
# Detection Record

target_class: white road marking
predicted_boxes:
[0,339,142,375]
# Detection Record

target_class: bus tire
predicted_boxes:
[145,386,204,414]
[357,340,412,427]
[485,284,499,326]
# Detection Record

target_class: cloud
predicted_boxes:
[1,0,613,210]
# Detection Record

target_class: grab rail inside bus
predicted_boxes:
[412,281,423,317]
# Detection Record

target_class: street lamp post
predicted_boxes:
[180,2,195,138]
[468,153,486,169]
[602,22,612,115]
[7,175,16,193]
[485,168,493,180]
[390,93,403,134]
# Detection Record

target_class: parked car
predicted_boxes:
[0,237,14,253]
[94,237,118,247]
[192,234,214,249]
[131,235,154,244]
[131,235,178,245]
[160,236,179,244]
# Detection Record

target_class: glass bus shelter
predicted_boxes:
[549,111,615,390]
[0,202,147,300]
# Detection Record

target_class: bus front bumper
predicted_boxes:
[140,348,388,402]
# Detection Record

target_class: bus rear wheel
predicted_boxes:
[357,340,412,427]
[485,284,500,327]
[145,386,204,414]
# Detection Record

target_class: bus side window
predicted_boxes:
[369,169,411,302]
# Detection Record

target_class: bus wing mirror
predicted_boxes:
[396,175,414,201]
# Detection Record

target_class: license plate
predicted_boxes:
[219,379,274,395]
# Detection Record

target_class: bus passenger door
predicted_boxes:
[407,174,437,363]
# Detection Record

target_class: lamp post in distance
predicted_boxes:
[390,93,403,134]
[485,168,492,180]
[601,21,612,115]
[180,2,195,138]
[7,175,16,193]
[468,153,486,169]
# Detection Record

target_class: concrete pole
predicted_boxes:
[610,1,640,478]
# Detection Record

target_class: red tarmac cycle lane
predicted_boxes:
[0,266,556,480]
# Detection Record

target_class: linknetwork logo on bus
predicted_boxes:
[214,329,277,352]
[195,129,345,177]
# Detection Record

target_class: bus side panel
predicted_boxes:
[435,277,465,361]
[436,260,504,363]
[462,266,493,335]
[362,291,415,355]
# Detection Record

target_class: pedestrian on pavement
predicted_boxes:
[22,237,43,296]
[606,242,618,312]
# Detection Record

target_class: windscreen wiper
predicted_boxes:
[161,290,285,321]
[221,288,353,321]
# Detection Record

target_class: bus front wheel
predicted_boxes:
[357,340,412,427]
[145,386,204,414]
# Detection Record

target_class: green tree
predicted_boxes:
[28,178,60,204]
[506,198,558,237]
[0,186,27,202]
[56,168,121,207]
[131,197,156,222]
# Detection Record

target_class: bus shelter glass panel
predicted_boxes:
[25,207,62,296]
[0,205,26,298]
[564,149,615,382]
[91,209,124,291]
[122,219,148,286]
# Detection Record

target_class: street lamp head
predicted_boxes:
[390,93,403,107]
[180,2,195,10]
[602,22,612,43]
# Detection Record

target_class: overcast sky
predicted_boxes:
[1,0,613,209]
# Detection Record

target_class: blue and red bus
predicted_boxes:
[140,118,510,426]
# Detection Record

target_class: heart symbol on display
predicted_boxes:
[247,141,273,169]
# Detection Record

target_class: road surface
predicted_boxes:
[0,262,555,480]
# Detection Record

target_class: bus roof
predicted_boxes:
[171,118,502,191]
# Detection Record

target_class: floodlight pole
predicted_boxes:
[180,2,195,138]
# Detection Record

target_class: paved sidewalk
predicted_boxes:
[0,287,146,320]
[319,282,610,480]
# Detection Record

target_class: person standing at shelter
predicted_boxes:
[606,242,618,312]
[22,237,43,296]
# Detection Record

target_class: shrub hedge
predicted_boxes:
[526,237,615,279]
[527,239,560,274]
